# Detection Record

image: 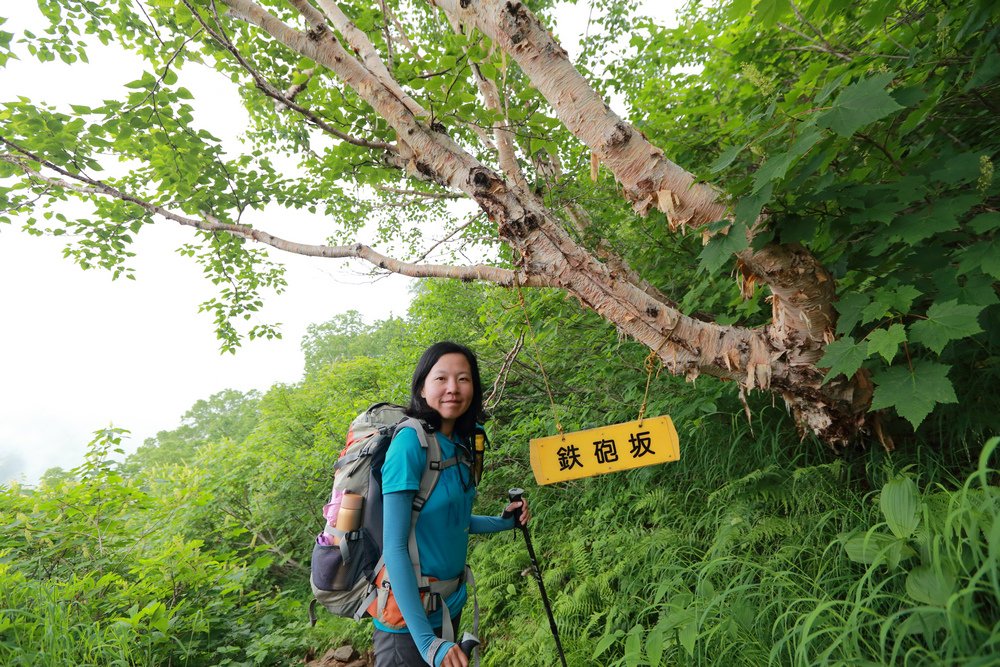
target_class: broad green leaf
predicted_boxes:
[755,0,792,26]
[878,284,921,314]
[860,298,891,325]
[957,237,1000,280]
[880,476,920,539]
[735,183,772,228]
[820,336,867,383]
[889,195,979,244]
[710,144,743,172]
[624,624,643,667]
[866,323,906,363]
[969,212,1000,233]
[870,361,958,429]
[841,531,916,567]
[646,624,664,666]
[861,0,899,29]
[752,151,792,192]
[909,300,985,354]
[815,70,849,104]
[817,73,903,137]
[906,564,956,607]
[933,151,982,186]
[698,221,749,274]
[591,630,622,659]
[679,618,697,657]
[897,609,947,641]
[835,292,870,335]
[965,50,1000,91]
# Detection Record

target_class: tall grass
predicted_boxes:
[471,403,999,666]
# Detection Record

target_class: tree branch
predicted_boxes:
[440,9,530,192]
[430,0,839,362]
[309,0,426,117]
[0,138,539,287]
[374,185,463,200]
[776,22,852,62]
[428,0,728,227]
[213,0,774,395]
[186,0,396,153]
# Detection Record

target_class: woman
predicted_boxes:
[375,341,530,667]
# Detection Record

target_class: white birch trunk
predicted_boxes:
[0,0,871,445]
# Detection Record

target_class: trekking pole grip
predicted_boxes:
[507,487,525,524]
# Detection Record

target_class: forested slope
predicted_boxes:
[2,0,999,663]
[2,281,997,666]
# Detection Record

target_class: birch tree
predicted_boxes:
[1,0,996,448]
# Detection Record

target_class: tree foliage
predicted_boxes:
[2,0,996,445]
[1,283,997,665]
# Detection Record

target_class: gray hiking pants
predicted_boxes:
[373,614,461,666]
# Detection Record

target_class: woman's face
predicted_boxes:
[420,352,474,434]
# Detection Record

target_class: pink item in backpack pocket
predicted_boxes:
[317,490,345,546]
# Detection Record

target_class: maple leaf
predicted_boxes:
[908,300,985,354]
[820,336,867,383]
[866,323,906,363]
[870,361,958,429]
[817,73,903,137]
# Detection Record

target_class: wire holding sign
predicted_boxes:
[529,416,680,485]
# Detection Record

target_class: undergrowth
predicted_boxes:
[470,407,999,666]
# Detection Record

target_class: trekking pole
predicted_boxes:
[508,488,568,667]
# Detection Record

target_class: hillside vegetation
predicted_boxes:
[2,0,998,663]
[2,281,997,666]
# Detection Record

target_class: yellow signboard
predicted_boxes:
[529,416,680,485]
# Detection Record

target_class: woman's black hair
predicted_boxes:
[406,341,484,441]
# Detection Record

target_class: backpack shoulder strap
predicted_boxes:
[394,417,442,584]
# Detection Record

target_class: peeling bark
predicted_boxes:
[224,0,870,445]
[428,0,868,443]
[431,0,727,226]
[5,0,873,447]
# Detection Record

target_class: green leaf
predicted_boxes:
[909,300,985,354]
[969,212,1000,234]
[880,476,920,539]
[755,0,792,27]
[698,221,749,274]
[817,73,903,137]
[820,336,867,383]
[710,144,743,173]
[870,360,958,429]
[591,630,622,659]
[841,530,918,568]
[860,297,891,325]
[735,183,771,228]
[889,195,979,244]
[646,624,664,666]
[906,565,956,607]
[842,531,914,565]
[897,609,947,641]
[679,617,697,657]
[815,70,849,104]
[866,323,906,363]
[957,237,1000,280]
[835,292,870,335]
[879,284,921,314]
[624,624,643,667]
[752,151,792,192]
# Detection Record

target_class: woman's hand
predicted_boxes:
[503,497,530,526]
[440,643,469,667]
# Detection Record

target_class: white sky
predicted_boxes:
[0,1,681,484]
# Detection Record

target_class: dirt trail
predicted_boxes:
[303,645,373,667]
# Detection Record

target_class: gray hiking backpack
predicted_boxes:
[308,402,482,648]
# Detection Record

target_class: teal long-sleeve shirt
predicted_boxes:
[379,428,514,666]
